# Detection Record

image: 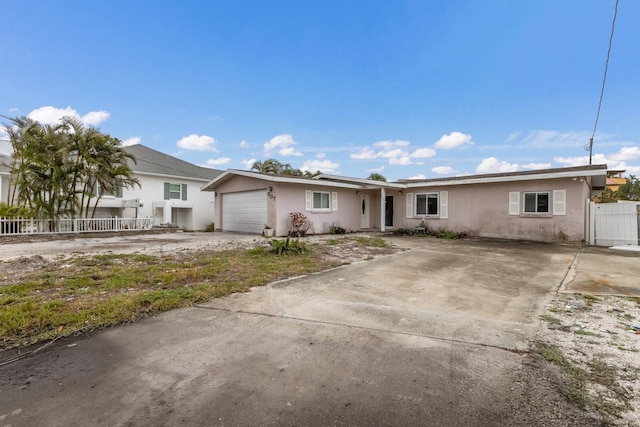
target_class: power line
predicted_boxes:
[586,0,619,165]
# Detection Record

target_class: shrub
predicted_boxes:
[269,238,307,255]
[204,222,215,232]
[287,212,311,237]
[328,222,347,234]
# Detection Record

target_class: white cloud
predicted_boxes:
[82,111,111,126]
[300,159,340,174]
[9,107,19,113]
[351,139,435,166]
[316,152,326,159]
[28,106,111,127]
[205,157,231,166]
[434,132,474,150]
[177,134,219,152]
[519,130,594,148]
[374,139,410,149]
[476,157,519,173]
[411,147,437,158]
[408,173,426,180]
[368,165,385,173]
[350,147,378,160]
[241,159,256,169]
[264,134,302,157]
[239,140,249,149]
[432,166,454,175]
[521,162,551,170]
[555,145,640,173]
[121,137,141,146]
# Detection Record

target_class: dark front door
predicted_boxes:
[385,196,394,227]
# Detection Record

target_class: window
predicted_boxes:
[305,190,337,212]
[169,184,182,199]
[164,182,187,201]
[416,193,438,216]
[313,191,330,210]
[523,192,549,213]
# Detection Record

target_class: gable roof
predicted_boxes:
[124,144,222,181]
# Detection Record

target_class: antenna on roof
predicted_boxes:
[585,0,619,165]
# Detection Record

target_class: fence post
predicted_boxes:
[116,216,119,232]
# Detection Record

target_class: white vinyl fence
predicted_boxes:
[0,217,156,236]
[589,202,640,247]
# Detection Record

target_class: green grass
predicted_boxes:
[354,236,387,247]
[0,242,360,350]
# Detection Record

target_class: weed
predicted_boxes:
[540,314,562,325]
[354,237,387,247]
[269,238,306,255]
[537,344,589,409]
[573,328,603,338]
[328,222,347,234]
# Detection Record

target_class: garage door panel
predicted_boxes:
[222,190,267,233]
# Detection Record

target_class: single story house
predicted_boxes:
[201,164,607,243]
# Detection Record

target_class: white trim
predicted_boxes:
[314,174,405,189]
[331,192,338,211]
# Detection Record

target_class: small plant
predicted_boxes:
[205,222,215,232]
[264,224,272,229]
[287,212,311,237]
[269,238,307,255]
[328,222,347,234]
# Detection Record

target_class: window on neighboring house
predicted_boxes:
[416,193,439,216]
[313,191,330,210]
[523,192,549,213]
[95,182,123,198]
[164,182,188,201]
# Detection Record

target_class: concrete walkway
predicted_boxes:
[0,238,603,426]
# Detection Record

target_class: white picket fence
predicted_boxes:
[0,217,156,236]
[589,202,640,246]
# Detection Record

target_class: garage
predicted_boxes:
[222,190,267,233]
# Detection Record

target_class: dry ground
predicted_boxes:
[1,232,639,425]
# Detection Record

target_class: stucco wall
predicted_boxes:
[402,178,589,242]
[271,183,363,236]
[93,174,214,230]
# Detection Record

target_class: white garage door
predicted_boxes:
[222,190,267,233]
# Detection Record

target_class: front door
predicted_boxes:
[385,196,394,227]
[360,194,370,229]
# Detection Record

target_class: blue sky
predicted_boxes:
[2,0,639,180]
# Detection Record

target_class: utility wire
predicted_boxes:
[586,0,619,164]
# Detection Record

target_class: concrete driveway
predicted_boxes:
[0,238,600,426]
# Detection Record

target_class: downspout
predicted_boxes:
[380,187,386,232]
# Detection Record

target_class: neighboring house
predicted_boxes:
[605,169,627,192]
[91,144,222,230]
[0,154,10,204]
[202,164,608,243]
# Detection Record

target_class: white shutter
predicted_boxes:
[553,190,566,216]
[509,192,520,215]
[305,190,312,211]
[332,192,338,211]
[439,191,448,219]
[406,193,414,218]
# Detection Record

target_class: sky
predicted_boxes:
[1,0,639,181]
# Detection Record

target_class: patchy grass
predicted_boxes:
[1,241,374,350]
[537,344,631,423]
[539,314,563,325]
[354,236,387,247]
